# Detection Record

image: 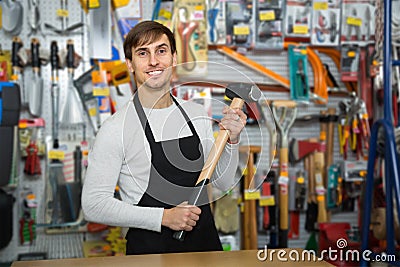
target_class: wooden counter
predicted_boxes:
[12,249,334,267]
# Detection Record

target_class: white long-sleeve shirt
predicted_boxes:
[81,98,239,232]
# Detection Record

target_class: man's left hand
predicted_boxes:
[219,106,247,144]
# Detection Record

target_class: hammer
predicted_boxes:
[173,82,261,241]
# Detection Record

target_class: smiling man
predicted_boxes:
[81,21,247,255]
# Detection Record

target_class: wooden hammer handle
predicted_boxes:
[196,97,244,185]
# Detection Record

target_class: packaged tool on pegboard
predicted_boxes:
[207,0,227,45]
[156,1,174,28]
[311,0,341,46]
[340,160,366,212]
[341,0,376,46]
[174,0,208,76]
[340,45,360,82]
[327,163,342,209]
[18,189,37,246]
[225,0,253,47]
[45,140,84,227]
[288,44,309,102]
[19,118,46,176]
[254,0,284,49]
[113,0,142,40]
[284,0,312,40]
[19,120,45,158]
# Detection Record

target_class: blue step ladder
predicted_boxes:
[361,0,400,265]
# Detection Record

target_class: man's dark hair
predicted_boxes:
[123,20,176,60]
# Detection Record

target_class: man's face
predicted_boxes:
[125,34,177,91]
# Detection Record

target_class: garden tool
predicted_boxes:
[0,0,23,35]
[28,0,43,36]
[50,41,60,149]
[29,38,43,117]
[59,40,85,125]
[11,37,26,107]
[177,7,198,71]
[271,100,297,248]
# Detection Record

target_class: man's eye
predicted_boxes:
[158,49,167,55]
[138,51,147,57]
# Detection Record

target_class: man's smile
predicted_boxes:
[147,69,164,76]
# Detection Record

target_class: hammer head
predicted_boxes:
[225,83,262,102]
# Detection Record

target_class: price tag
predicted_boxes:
[313,2,328,10]
[159,9,172,19]
[347,51,356,57]
[48,150,65,160]
[347,17,362,27]
[259,196,275,206]
[293,25,309,34]
[89,107,97,117]
[244,190,261,200]
[259,10,275,21]
[19,121,27,129]
[278,176,289,185]
[56,9,69,17]
[195,5,204,10]
[234,25,250,35]
[88,0,101,8]
[93,87,110,96]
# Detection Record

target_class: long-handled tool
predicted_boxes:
[0,0,23,35]
[29,38,43,117]
[10,37,26,107]
[50,41,60,149]
[240,145,262,250]
[271,100,297,248]
[218,46,290,88]
[59,40,85,125]
[173,83,261,241]
[315,111,328,223]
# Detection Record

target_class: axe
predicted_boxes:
[173,83,261,241]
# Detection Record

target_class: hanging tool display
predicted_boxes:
[24,128,41,176]
[19,191,37,245]
[218,46,290,88]
[240,145,261,250]
[0,0,23,36]
[288,170,306,239]
[29,38,43,117]
[271,100,297,248]
[177,7,199,72]
[315,110,328,223]
[10,37,26,107]
[50,41,60,149]
[305,138,318,232]
[338,93,370,160]
[327,163,342,209]
[59,145,82,222]
[44,0,84,35]
[288,45,309,102]
[28,0,43,36]
[59,40,85,125]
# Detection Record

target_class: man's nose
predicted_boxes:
[149,52,159,66]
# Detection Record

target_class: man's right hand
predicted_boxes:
[161,201,201,231]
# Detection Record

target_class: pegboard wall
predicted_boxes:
[0,0,359,263]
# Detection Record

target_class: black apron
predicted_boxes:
[125,93,222,255]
